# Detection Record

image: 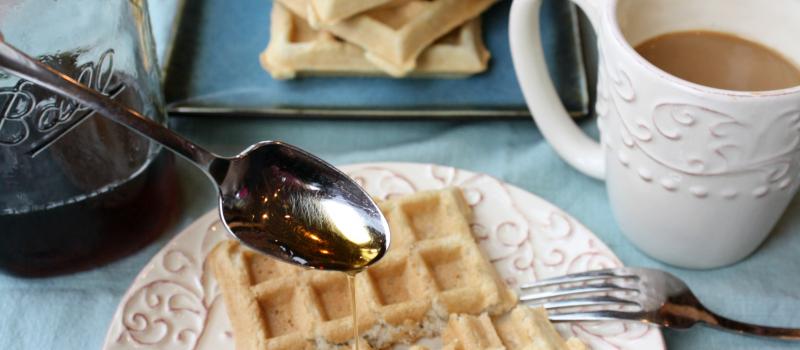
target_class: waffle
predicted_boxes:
[305,0,396,25]
[275,0,497,76]
[210,188,517,350]
[441,306,587,350]
[262,2,490,79]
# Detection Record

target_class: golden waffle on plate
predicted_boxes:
[261,3,490,79]
[441,306,587,350]
[275,0,497,76]
[210,188,516,349]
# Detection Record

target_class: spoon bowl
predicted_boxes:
[0,36,390,272]
[214,141,389,271]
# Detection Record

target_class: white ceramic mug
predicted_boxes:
[510,0,800,268]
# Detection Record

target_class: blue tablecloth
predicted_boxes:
[1,116,799,349]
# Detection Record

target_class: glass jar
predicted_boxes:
[0,0,179,276]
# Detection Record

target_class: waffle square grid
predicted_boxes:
[210,188,516,350]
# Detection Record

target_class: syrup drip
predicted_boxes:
[347,273,359,350]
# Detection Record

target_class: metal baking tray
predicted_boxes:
[149,0,589,118]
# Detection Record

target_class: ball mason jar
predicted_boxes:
[0,0,179,276]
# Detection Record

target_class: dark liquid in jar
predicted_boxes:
[0,151,179,277]
[0,52,179,277]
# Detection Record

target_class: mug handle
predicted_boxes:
[510,0,605,179]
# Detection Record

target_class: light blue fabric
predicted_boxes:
[1,117,798,349]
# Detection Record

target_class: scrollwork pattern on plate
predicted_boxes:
[109,217,232,350]
[117,281,204,347]
[347,166,416,200]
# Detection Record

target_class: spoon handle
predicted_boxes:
[0,34,220,170]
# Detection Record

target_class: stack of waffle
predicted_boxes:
[211,188,585,349]
[261,0,498,78]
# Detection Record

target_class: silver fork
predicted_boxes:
[519,267,800,340]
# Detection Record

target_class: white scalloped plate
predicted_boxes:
[103,162,665,350]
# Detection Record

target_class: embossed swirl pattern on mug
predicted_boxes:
[597,48,800,199]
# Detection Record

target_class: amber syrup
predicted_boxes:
[347,272,359,350]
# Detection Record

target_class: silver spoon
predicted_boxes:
[0,34,389,272]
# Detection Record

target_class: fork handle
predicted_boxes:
[702,312,800,340]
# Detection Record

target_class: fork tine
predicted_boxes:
[529,295,640,310]
[547,310,645,323]
[520,269,638,290]
[519,282,638,302]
